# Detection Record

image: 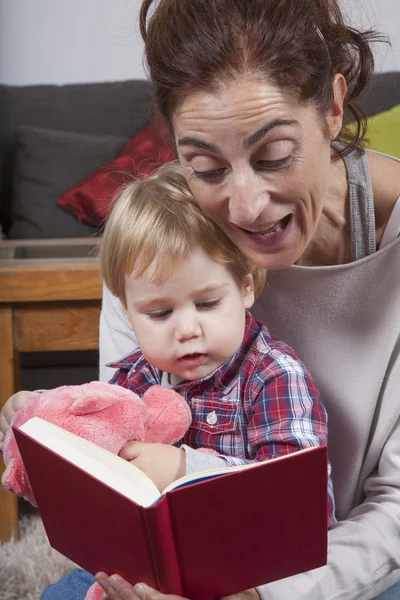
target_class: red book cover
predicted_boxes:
[13,425,328,600]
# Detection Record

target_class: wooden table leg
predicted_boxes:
[0,306,19,542]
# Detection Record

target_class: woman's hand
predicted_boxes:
[96,574,259,600]
[119,442,186,492]
[0,391,39,451]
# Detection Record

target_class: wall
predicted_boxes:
[0,0,399,87]
[0,0,146,85]
[343,0,400,72]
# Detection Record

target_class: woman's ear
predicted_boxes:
[243,274,255,309]
[328,73,347,140]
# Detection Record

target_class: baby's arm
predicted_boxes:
[0,391,39,450]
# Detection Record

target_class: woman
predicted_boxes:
[1,0,399,599]
[97,1,400,599]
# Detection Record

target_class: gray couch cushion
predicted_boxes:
[8,125,127,239]
[358,71,400,117]
[0,79,152,234]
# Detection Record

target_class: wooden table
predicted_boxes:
[0,238,102,542]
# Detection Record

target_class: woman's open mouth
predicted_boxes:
[239,215,292,245]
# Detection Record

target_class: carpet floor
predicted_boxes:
[0,513,76,600]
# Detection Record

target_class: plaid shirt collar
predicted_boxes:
[107,311,263,394]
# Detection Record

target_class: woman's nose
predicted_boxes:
[228,177,270,226]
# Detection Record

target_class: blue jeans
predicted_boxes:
[41,569,400,600]
[374,582,400,600]
[41,569,95,600]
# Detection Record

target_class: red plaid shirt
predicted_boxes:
[108,311,335,527]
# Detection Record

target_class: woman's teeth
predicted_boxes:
[245,216,288,236]
[261,220,285,236]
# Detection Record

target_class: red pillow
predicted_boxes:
[57,122,176,228]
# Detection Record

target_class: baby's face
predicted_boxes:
[123,246,254,384]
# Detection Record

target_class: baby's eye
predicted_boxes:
[147,309,172,321]
[196,299,221,310]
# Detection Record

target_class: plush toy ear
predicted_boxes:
[70,389,119,416]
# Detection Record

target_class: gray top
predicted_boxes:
[100,150,400,600]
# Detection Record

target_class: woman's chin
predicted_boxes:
[253,249,301,271]
[235,232,303,270]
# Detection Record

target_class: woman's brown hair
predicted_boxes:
[140,0,387,155]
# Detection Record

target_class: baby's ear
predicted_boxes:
[243,274,255,309]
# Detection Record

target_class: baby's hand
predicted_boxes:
[119,442,186,492]
[0,391,38,451]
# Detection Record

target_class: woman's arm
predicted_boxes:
[99,284,138,381]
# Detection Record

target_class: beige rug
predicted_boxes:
[0,513,76,600]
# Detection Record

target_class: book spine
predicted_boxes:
[145,497,184,595]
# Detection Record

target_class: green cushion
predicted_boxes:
[364,104,400,158]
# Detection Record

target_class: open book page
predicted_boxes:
[19,418,318,507]
[162,448,313,495]
[19,417,161,507]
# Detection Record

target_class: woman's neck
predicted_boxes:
[297,152,351,267]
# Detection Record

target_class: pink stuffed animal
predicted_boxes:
[2,381,192,505]
[2,381,192,600]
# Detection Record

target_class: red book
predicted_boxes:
[13,418,328,599]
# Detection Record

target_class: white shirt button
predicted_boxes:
[206,411,218,426]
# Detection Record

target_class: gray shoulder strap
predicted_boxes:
[332,143,376,261]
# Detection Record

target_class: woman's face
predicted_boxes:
[172,76,343,269]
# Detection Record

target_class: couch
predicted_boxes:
[0,72,399,390]
[0,80,153,239]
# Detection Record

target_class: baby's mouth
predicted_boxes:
[177,353,207,367]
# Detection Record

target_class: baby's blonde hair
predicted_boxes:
[99,162,266,305]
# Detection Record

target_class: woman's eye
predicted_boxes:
[196,299,221,310]
[147,309,172,321]
[256,141,294,170]
[192,168,225,182]
[257,156,290,170]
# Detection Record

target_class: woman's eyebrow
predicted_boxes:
[178,119,299,152]
[177,137,219,152]
[245,119,299,146]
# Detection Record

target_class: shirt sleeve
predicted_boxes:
[99,284,138,382]
[247,351,328,458]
